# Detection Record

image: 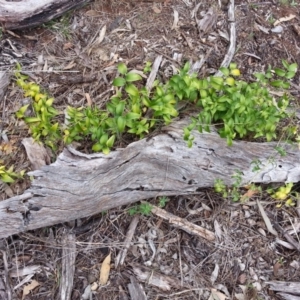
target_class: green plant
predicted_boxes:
[183,61,297,146]
[214,179,228,198]
[214,171,246,202]
[143,61,152,73]
[158,196,169,208]
[15,65,61,150]
[65,62,179,153]
[230,170,243,202]
[274,146,287,157]
[279,0,298,6]
[43,13,72,40]
[251,159,262,172]
[249,3,258,9]
[128,202,152,216]
[14,59,298,155]
[269,182,296,207]
[268,14,276,25]
[0,165,24,183]
[290,0,298,6]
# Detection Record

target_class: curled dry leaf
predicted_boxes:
[240,187,259,201]
[152,4,162,14]
[94,25,106,46]
[99,252,111,285]
[22,280,39,300]
[209,288,228,300]
[274,14,296,26]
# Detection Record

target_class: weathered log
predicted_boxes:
[1,119,300,238]
[0,0,91,30]
[267,281,300,300]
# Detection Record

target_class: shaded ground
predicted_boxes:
[1,0,300,299]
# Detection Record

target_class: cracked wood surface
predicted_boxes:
[1,119,300,238]
[0,0,91,30]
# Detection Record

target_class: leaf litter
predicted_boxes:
[0,0,300,299]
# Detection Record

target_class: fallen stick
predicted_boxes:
[149,203,215,241]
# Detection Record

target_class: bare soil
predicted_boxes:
[1,0,300,299]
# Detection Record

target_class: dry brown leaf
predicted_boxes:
[94,25,106,45]
[85,10,98,17]
[152,4,162,14]
[22,280,40,300]
[63,42,74,50]
[64,61,77,70]
[238,273,247,284]
[273,261,282,276]
[209,288,228,300]
[293,24,300,36]
[99,252,111,285]
[0,141,16,154]
[240,187,259,201]
[274,14,296,26]
[85,93,92,106]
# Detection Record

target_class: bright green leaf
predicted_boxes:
[274,68,286,77]
[125,84,139,97]
[92,143,102,152]
[125,72,142,82]
[219,67,229,76]
[118,63,128,75]
[102,147,110,155]
[288,63,297,73]
[16,104,29,118]
[113,77,126,87]
[1,174,15,183]
[106,135,115,148]
[24,117,41,123]
[285,71,296,79]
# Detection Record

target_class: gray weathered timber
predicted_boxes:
[0,0,91,30]
[0,119,300,238]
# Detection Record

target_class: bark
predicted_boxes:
[1,119,300,238]
[267,281,300,299]
[0,0,91,30]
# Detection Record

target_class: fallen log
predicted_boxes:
[0,0,91,30]
[1,119,300,238]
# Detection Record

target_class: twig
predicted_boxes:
[146,55,163,92]
[0,250,12,300]
[256,200,278,236]
[273,222,300,253]
[215,0,236,76]
[152,49,182,67]
[115,215,140,267]
[59,231,77,300]
[181,32,193,50]
[149,203,215,241]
